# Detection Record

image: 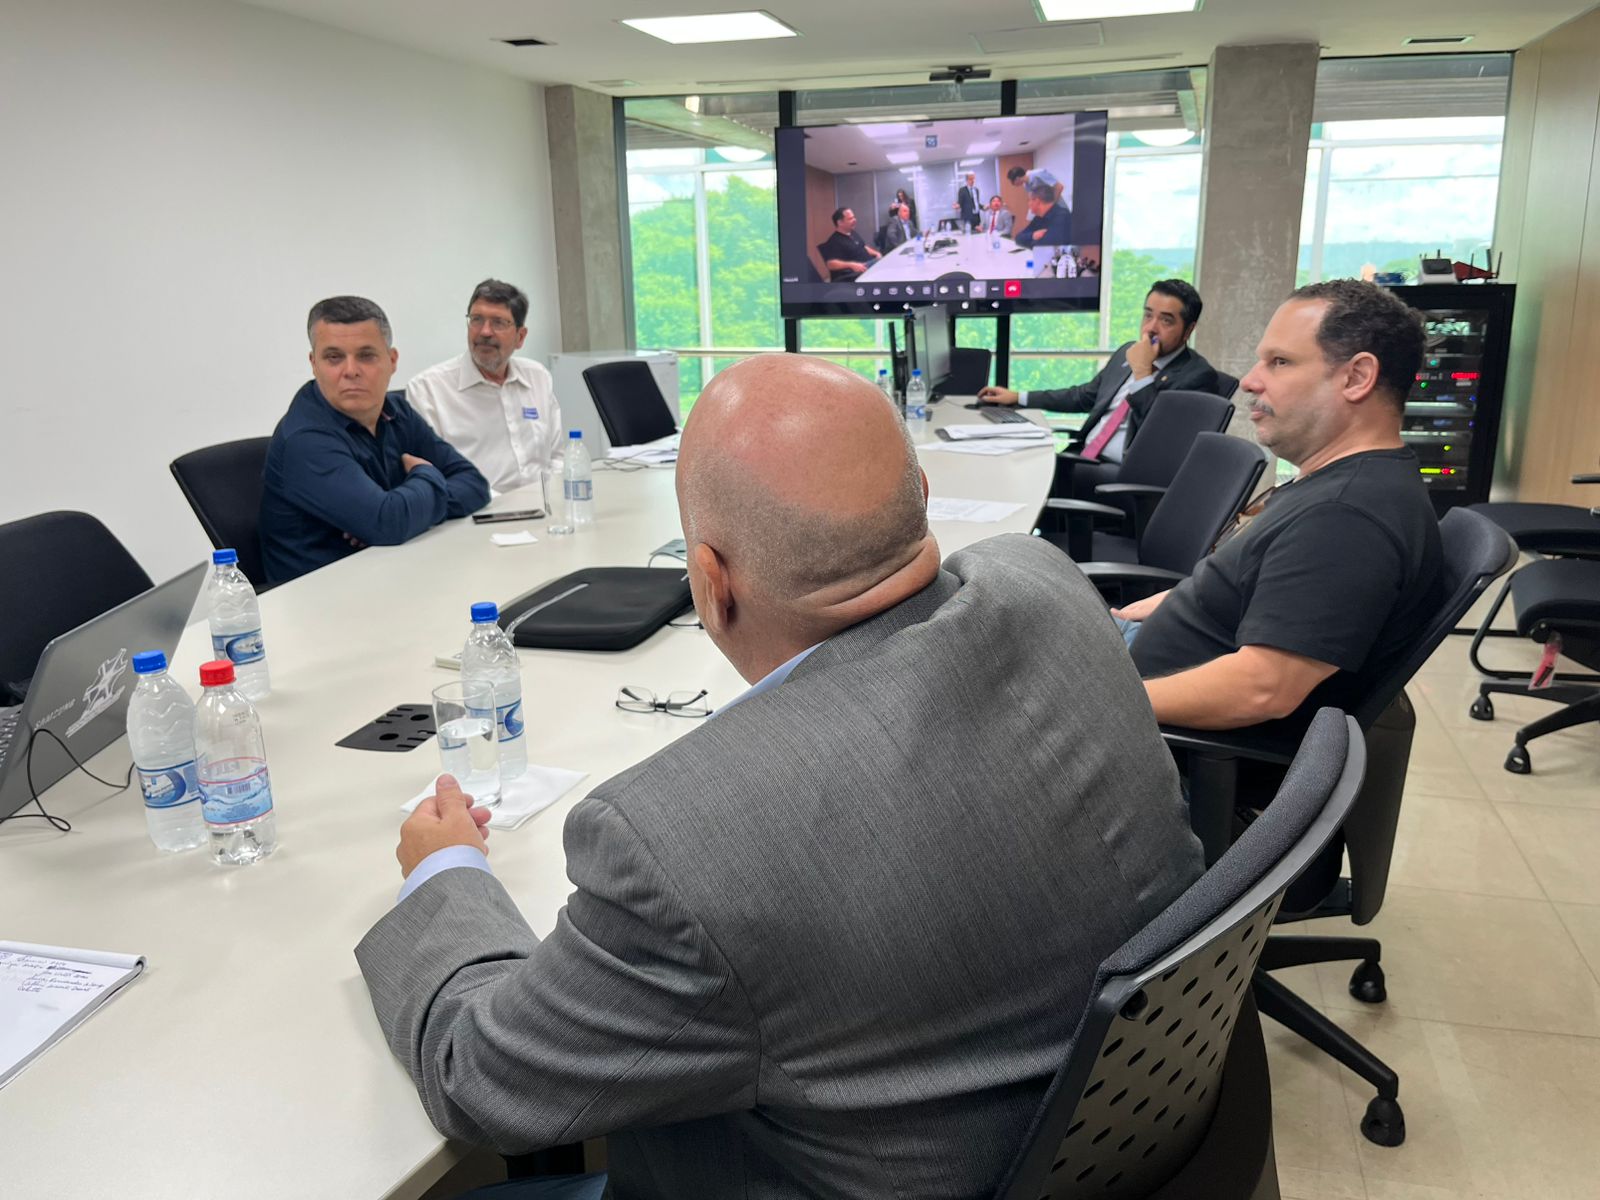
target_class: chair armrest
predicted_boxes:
[1573,473,1600,485]
[1077,562,1186,587]
[1044,498,1125,522]
[1158,724,1301,767]
[1095,483,1168,499]
[1056,450,1094,466]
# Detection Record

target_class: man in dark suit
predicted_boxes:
[880,202,918,250]
[355,355,1202,1200]
[1012,178,1073,247]
[955,172,982,231]
[980,279,1220,495]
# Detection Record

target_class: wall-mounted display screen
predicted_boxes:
[775,111,1107,318]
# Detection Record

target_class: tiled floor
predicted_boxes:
[1270,583,1600,1200]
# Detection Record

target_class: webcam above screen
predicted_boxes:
[774,110,1107,319]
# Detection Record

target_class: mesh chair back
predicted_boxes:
[169,437,272,591]
[1137,434,1267,576]
[0,511,154,704]
[1347,507,1517,730]
[1113,391,1234,489]
[582,361,678,447]
[946,347,993,394]
[995,710,1364,1200]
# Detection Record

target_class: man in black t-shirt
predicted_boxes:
[1115,279,1443,729]
[817,207,880,282]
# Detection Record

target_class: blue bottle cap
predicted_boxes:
[569,429,583,440]
[132,650,167,675]
[212,548,238,565]
[470,602,499,623]
[912,369,922,376]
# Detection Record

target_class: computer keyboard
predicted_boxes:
[980,407,1031,424]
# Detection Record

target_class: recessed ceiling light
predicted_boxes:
[621,10,799,45]
[965,140,1001,155]
[1034,0,1199,21]
[885,151,920,165]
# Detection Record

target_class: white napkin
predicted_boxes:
[402,765,588,830]
[490,530,539,547]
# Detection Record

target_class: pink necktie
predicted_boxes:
[1082,398,1131,461]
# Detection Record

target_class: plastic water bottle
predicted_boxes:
[904,369,930,442]
[195,660,277,867]
[913,236,926,266]
[1025,257,1036,279]
[127,651,207,853]
[207,549,270,702]
[563,430,595,530]
[462,602,527,780]
[877,368,895,405]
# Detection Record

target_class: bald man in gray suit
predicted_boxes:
[356,355,1202,1200]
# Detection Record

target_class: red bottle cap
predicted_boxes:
[199,660,236,687]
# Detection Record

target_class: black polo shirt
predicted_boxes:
[819,230,873,281]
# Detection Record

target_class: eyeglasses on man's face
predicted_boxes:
[615,686,711,718]
[467,313,515,333]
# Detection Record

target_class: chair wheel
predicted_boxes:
[1469,695,1495,721]
[1349,960,1387,1004]
[1362,1096,1406,1147]
[1505,744,1532,775]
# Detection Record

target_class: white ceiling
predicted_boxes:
[233,0,1597,96]
[799,115,1080,174]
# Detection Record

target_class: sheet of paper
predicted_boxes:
[0,942,145,1088]
[939,423,1050,441]
[920,440,1044,456]
[490,530,539,547]
[404,764,588,831]
[927,497,1027,523]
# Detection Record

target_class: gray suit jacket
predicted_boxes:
[357,534,1202,1200]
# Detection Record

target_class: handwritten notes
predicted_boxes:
[0,941,145,1088]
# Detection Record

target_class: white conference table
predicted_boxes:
[0,402,1055,1200]
[858,230,1046,284]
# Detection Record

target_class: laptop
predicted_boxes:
[0,563,207,823]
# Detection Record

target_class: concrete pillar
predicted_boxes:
[1193,42,1319,393]
[544,84,628,351]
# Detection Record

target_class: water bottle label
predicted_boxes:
[211,628,265,665]
[564,479,593,503]
[139,760,200,810]
[907,404,930,421]
[497,699,524,743]
[200,757,274,827]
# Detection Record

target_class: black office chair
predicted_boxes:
[1469,556,1600,773]
[170,437,272,592]
[994,709,1364,1200]
[1461,476,1600,681]
[581,361,678,447]
[1050,390,1235,513]
[1043,434,1267,603]
[1162,507,1518,1148]
[946,347,993,394]
[1213,371,1242,400]
[0,511,154,705]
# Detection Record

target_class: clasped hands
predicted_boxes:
[396,773,493,878]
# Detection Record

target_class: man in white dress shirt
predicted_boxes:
[407,279,563,494]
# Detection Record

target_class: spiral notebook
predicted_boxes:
[0,941,146,1089]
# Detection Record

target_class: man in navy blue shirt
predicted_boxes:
[260,296,490,585]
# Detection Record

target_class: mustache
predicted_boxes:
[1248,398,1276,417]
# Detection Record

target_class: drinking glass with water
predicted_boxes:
[431,679,501,808]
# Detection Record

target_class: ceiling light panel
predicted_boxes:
[621,11,799,45]
[1034,0,1199,21]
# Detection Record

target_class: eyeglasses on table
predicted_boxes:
[615,686,711,718]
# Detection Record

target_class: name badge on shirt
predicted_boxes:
[522,406,540,420]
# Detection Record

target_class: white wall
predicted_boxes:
[0,0,559,580]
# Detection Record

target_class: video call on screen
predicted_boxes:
[776,110,1108,318]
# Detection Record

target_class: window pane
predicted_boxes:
[628,173,700,356]
[1321,171,1499,280]
[1328,142,1501,181]
[706,169,781,349]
